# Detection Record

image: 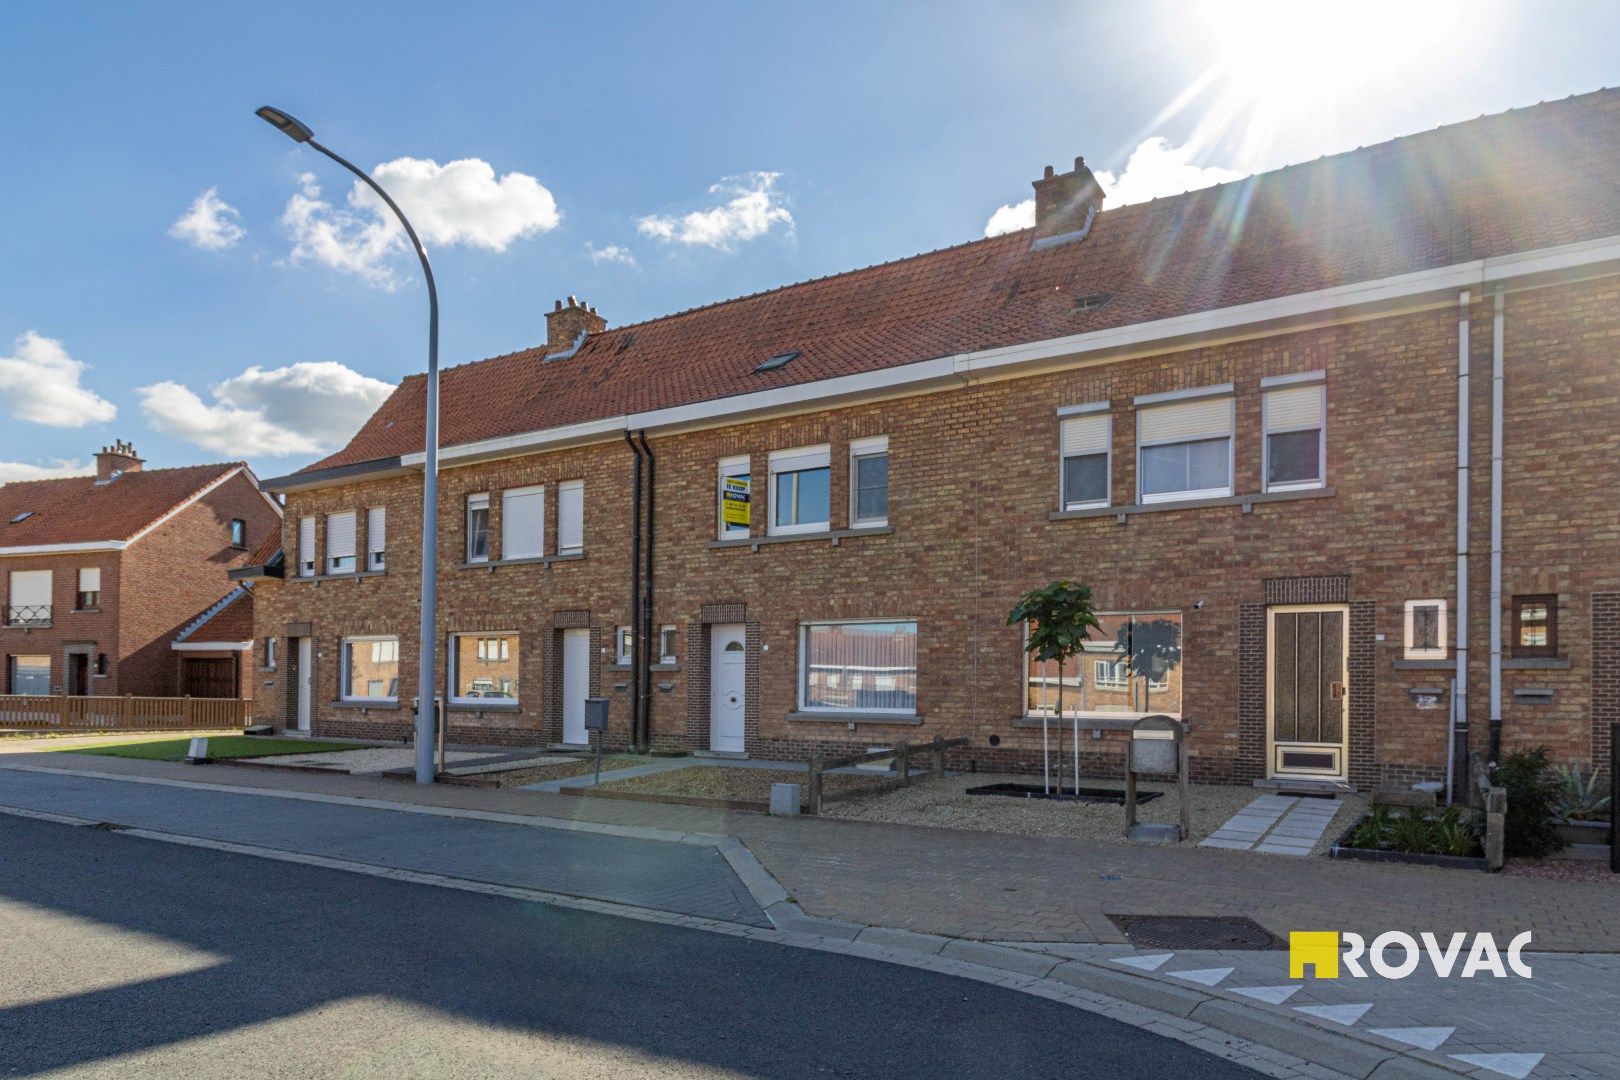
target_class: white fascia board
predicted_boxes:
[171,641,252,652]
[0,541,127,557]
[394,233,1620,469]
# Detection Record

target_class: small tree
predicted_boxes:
[1009,581,1102,794]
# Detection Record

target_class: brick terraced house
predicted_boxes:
[244,90,1620,792]
[0,443,282,699]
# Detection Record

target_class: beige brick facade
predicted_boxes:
[252,278,1620,788]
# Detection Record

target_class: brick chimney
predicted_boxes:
[95,440,143,482]
[1031,157,1106,242]
[544,296,606,356]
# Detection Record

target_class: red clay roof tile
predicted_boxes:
[0,463,245,548]
[304,88,1620,474]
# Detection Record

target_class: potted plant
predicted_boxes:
[1008,580,1101,795]
[1553,763,1612,847]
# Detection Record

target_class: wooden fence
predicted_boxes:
[805,735,969,815]
[0,694,250,733]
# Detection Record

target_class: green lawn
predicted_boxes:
[62,735,371,762]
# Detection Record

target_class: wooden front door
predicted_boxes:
[1267,604,1349,779]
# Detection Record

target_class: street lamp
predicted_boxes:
[256,106,441,785]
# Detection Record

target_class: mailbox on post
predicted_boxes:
[584,697,610,784]
[1125,714,1190,844]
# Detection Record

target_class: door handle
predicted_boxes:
[1331,682,1347,699]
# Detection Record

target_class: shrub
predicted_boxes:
[1494,748,1567,859]
[1554,764,1612,823]
[1344,804,1482,858]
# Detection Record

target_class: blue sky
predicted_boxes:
[3,1,1618,481]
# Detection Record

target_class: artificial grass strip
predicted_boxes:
[63,736,369,762]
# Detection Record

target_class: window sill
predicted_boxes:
[787,710,922,725]
[1503,657,1571,670]
[458,552,586,571]
[293,570,387,584]
[447,702,522,713]
[609,662,633,672]
[332,699,401,712]
[652,661,679,672]
[1014,714,1174,732]
[1049,486,1335,522]
[708,526,894,551]
[1392,658,1456,670]
[70,608,103,615]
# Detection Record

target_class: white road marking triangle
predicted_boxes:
[1167,967,1234,987]
[1228,984,1301,1005]
[1370,1027,1455,1051]
[1294,1002,1372,1026]
[1447,1053,1544,1079]
[1110,952,1172,972]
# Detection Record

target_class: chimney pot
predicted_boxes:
[1043,165,1055,179]
[544,294,607,355]
[94,440,144,482]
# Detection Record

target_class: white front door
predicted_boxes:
[561,628,590,745]
[709,624,746,753]
[295,637,313,732]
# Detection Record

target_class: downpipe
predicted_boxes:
[625,432,644,753]
[1489,288,1505,766]
[1451,291,1471,801]
[637,431,657,753]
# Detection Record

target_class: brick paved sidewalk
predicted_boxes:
[6,749,1614,953]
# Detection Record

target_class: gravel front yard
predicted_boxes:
[594,765,882,804]
[822,771,1365,848]
[465,755,643,787]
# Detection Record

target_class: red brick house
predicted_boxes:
[0,443,281,698]
[246,89,1620,792]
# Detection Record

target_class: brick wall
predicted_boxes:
[253,278,1620,784]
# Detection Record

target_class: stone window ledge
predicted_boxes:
[293,570,387,584]
[446,702,523,714]
[331,699,401,712]
[458,552,585,571]
[1012,715,1152,732]
[708,526,893,552]
[1050,486,1335,523]
[786,710,922,725]
[1503,657,1571,670]
[1392,658,1456,670]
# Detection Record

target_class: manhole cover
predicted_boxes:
[1107,914,1282,950]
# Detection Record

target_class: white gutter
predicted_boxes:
[0,541,126,557]
[1452,291,1471,799]
[1489,288,1506,763]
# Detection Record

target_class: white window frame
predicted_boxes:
[658,625,678,665]
[848,436,889,528]
[1403,599,1448,660]
[1135,389,1234,505]
[326,511,357,574]
[77,567,101,610]
[501,485,546,561]
[367,506,387,570]
[264,637,277,670]
[1262,377,1327,493]
[7,569,52,626]
[449,631,520,705]
[769,445,832,537]
[298,516,316,577]
[339,635,399,703]
[615,626,633,665]
[466,493,491,563]
[717,455,751,539]
[1093,658,1128,690]
[557,480,585,555]
[1058,405,1111,511]
[796,618,918,716]
[229,518,247,548]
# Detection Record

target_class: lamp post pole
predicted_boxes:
[255,107,441,784]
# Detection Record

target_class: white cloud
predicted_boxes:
[585,242,638,267]
[983,201,1035,237]
[0,458,93,484]
[282,158,561,289]
[984,138,1244,236]
[139,361,394,456]
[169,187,246,250]
[637,172,793,251]
[0,331,118,428]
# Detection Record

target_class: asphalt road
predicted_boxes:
[0,814,1257,1079]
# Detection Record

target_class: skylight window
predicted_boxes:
[1073,293,1113,313]
[9,512,32,524]
[755,350,800,373]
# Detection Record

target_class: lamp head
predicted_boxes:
[255,106,314,143]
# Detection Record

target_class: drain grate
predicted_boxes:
[1107,914,1283,951]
